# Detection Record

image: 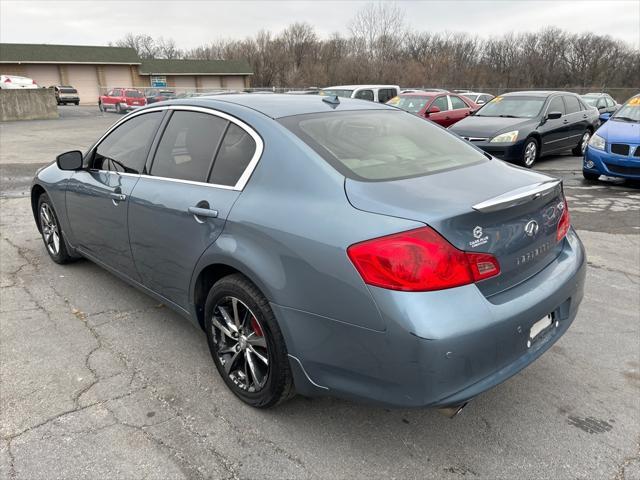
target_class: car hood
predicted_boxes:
[449,116,534,138]
[597,119,640,143]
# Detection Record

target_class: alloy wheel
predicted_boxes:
[40,203,60,255]
[211,296,270,393]
[580,132,590,155]
[524,141,537,167]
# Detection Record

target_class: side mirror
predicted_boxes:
[599,112,611,123]
[56,150,83,171]
[427,105,441,114]
[547,111,562,120]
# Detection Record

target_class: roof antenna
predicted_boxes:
[322,95,340,108]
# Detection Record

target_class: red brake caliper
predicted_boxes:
[250,316,263,337]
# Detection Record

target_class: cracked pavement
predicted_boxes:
[1,106,639,479]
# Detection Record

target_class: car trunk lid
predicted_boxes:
[345,161,566,297]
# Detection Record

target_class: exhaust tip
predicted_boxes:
[437,402,468,419]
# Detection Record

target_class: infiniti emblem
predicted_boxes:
[524,220,539,237]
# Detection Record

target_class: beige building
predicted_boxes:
[0,43,253,104]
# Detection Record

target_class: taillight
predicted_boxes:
[556,197,570,242]
[347,227,500,292]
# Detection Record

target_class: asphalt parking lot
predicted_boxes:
[1,105,639,480]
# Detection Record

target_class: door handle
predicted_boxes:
[562,119,569,124]
[108,192,127,201]
[188,206,219,221]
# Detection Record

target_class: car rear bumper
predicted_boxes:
[276,228,586,408]
[584,145,640,179]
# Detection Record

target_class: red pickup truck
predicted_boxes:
[98,88,146,113]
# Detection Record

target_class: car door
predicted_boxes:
[539,95,570,154]
[448,95,473,125]
[65,110,164,280]
[562,95,587,146]
[128,108,261,309]
[105,89,120,108]
[425,95,452,126]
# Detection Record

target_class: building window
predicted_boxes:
[151,75,167,87]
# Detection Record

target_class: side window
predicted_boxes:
[547,96,565,116]
[209,124,257,187]
[596,99,606,109]
[431,96,448,111]
[354,89,374,101]
[450,95,468,109]
[480,95,492,103]
[564,95,581,114]
[150,111,227,182]
[606,97,616,107]
[107,90,114,97]
[378,88,396,103]
[112,89,122,97]
[92,111,163,173]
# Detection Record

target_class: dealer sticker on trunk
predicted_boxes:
[469,225,489,248]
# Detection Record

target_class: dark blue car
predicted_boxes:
[583,94,640,181]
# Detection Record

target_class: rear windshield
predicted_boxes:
[394,96,430,113]
[60,88,77,94]
[125,90,143,98]
[280,110,487,181]
[321,89,353,98]
[476,96,545,118]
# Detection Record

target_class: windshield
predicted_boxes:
[476,96,545,118]
[461,94,479,102]
[321,89,353,98]
[60,88,77,94]
[394,96,430,114]
[280,110,487,181]
[125,90,143,98]
[611,97,640,123]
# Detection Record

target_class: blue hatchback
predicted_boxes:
[583,94,640,180]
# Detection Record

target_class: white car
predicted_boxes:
[459,92,495,105]
[321,84,399,103]
[1,75,39,89]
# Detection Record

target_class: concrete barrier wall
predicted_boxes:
[0,89,59,121]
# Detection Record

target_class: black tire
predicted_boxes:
[37,193,74,264]
[573,130,591,156]
[74,102,79,106]
[583,170,600,181]
[204,273,294,408]
[519,137,539,168]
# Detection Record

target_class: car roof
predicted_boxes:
[399,92,440,97]
[502,91,574,97]
[165,94,395,119]
[323,85,399,89]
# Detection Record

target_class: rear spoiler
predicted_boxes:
[472,179,562,213]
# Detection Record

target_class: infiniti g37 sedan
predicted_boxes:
[32,95,586,413]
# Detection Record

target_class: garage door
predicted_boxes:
[223,76,246,90]
[66,65,100,104]
[104,65,133,90]
[171,76,196,95]
[199,76,221,90]
[23,65,60,88]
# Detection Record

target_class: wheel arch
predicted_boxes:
[31,184,47,233]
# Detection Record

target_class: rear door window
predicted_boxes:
[209,124,257,187]
[378,88,397,103]
[450,95,468,109]
[563,95,581,114]
[354,89,374,101]
[150,111,227,182]
[93,112,163,173]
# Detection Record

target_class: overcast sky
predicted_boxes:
[1,0,639,49]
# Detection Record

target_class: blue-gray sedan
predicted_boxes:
[31,95,586,414]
